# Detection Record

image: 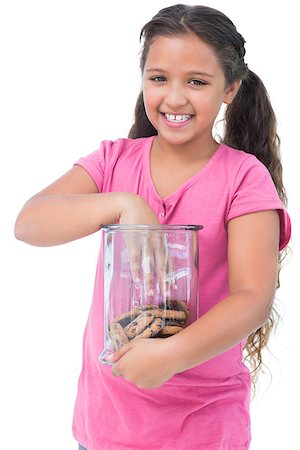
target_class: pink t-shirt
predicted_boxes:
[72,136,291,450]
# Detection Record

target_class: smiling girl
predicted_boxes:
[15,4,291,450]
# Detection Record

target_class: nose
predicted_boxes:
[164,82,188,110]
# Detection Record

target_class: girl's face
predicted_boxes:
[142,33,240,148]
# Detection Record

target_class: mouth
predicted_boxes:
[162,112,193,123]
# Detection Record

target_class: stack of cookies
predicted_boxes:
[108,300,190,351]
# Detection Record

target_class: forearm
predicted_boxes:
[168,290,271,373]
[14,192,129,246]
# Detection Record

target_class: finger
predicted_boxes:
[142,257,155,297]
[122,231,140,283]
[167,253,178,292]
[154,234,176,298]
[154,233,167,275]
[127,234,142,283]
[141,236,154,297]
[131,252,142,283]
[155,247,170,298]
[111,363,122,377]
[110,343,132,363]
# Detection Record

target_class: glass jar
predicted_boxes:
[99,224,203,365]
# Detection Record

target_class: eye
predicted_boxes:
[189,79,206,86]
[150,76,167,82]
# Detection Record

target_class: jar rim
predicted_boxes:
[102,224,203,231]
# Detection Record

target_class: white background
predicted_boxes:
[1,0,299,449]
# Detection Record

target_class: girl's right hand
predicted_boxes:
[119,194,177,300]
[119,193,160,226]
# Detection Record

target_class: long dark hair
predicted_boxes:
[128,4,288,393]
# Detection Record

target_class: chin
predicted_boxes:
[158,132,194,146]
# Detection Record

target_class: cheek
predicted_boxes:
[143,89,161,115]
[195,92,224,116]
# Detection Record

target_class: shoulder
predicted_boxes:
[219,143,272,187]
[74,136,152,182]
[223,145,291,251]
[79,136,153,175]
[221,143,267,171]
[101,136,153,155]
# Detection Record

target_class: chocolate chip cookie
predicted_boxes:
[113,304,159,328]
[159,299,190,318]
[134,317,163,339]
[108,321,129,351]
[153,308,187,322]
[124,311,155,339]
[157,325,184,337]
[108,300,190,351]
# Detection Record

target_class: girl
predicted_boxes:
[14,4,291,450]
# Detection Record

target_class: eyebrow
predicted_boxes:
[145,68,214,77]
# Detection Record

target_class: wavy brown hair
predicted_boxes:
[128,4,288,393]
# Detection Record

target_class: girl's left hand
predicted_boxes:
[110,337,178,389]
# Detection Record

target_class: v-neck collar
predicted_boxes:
[143,135,225,204]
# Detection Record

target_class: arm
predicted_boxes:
[167,210,280,372]
[14,165,158,246]
[111,210,280,387]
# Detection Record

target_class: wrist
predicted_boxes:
[161,333,190,375]
[117,192,142,216]
[118,192,159,225]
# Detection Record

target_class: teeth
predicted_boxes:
[165,113,192,122]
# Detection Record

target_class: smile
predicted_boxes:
[161,112,193,128]
[164,113,192,122]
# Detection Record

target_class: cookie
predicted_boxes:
[108,321,129,351]
[113,310,139,328]
[153,308,187,322]
[108,301,189,350]
[136,303,159,312]
[159,299,190,318]
[164,318,186,327]
[124,311,155,339]
[157,325,184,337]
[113,304,159,328]
[134,318,163,339]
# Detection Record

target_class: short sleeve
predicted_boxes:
[226,156,291,251]
[74,140,114,192]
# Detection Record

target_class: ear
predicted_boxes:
[223,80,242,105]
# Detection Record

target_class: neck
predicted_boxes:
[154,135,220,163]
